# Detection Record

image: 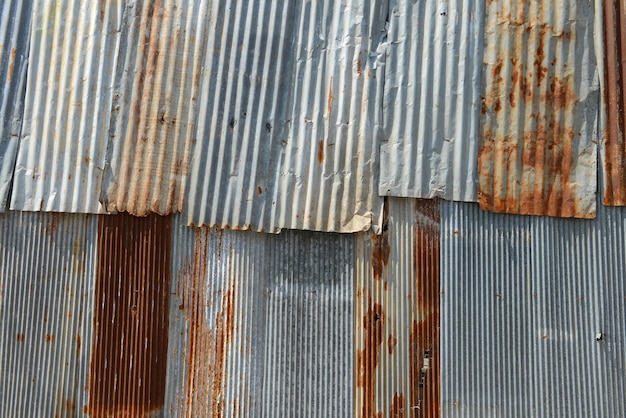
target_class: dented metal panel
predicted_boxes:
[0,0,32,211]
[355,198,440,417]
[380,0,484,202]
[100,0,209,216]
[441,200,626,417]
[10,0,122,213]
[187,0,386,233]
[0,211,97,416]
[479,0,600,218]
[165,221,354,417]
[601,0,626,205]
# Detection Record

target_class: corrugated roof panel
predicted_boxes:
[355,198,440,417]
[10,0,122,213]
[100,0,209,216]
[441,200,626,417]
[478,0,600,218]
[164,223,354,416]
[601,0,626,205]
[0,211,97,416]
[379,0,484,202]
[0,0,32,211]
[186,0,387,233]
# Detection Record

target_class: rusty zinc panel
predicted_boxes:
[0,0,32,211]
[10,0,122,213]
[100,0,209,216]
[355,198,440,417]
[441,200,626,417]
[186,0,387,233]
[601,0,626,205]
[478,0,600,218]
[0,211,97,416]
[164,220,354,417]
[379,0,484,202]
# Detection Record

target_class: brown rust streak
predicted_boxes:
[211,285,236,417]
[410,200,440,417]
[88,213,172,417]
[357,302,385,418]
[327,76,334,116]
[7,48,16,81]
[391,393,406,418]
[317,139,325,163]
[387,334,398,355]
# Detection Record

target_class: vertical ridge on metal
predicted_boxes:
[355,198,440,417]
[478,0,600,218]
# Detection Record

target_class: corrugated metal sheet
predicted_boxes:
[355,198,440,417]
[379,0,484,202]
[478,0,600,218]
[186,0,387,233]
[601,0,626,205]
[0,0,32,211]
[164,224,354,417]
[0,211,97,416]
[100,0,209,216]
[10,0,122,213]
[441,200,626,417]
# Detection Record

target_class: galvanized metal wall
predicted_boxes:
[380,0,484,203]
[187,0,387,233]
[0,0,32,211]
[0,211,97,417]
[441,200,626,417]
[164,224,355,417]
[355,198,440,418]
[479,0,600,218]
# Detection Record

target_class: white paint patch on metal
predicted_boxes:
[187,0,387,233]
[0,0,33,211]
[0,211,97,416]
[441,200,626,417]
[10,0,122,213]
[379,0,484,202]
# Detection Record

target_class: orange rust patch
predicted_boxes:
[16,333,25,342]
[317,140,325,163]
[390,393,406,418]
[45,213,64,235]
[45,334,54,343]
[65,399,76,412]
[358,303,385,418]
[88,213,172,417]
[327,76,334,115]
[7,48,16,81]
[387,334,398,355]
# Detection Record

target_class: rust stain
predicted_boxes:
[357,51,363,76]
[371,199,390,281]
[45,334,55,343]
[7,48,16,81]
[327,76,334,115]
[65,399,76,412]
[602,0,626,205]
[76,335,81,355]
[317,139,325,163]
[88,213,172,417]
[390,393,406,418]
[45,213,64,235]
[257,186,263,195]
[409,200,440,417]
[16,333,25,342]
[387,334,398,355]
[357,302,385,418]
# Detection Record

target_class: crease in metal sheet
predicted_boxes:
[100,0,210,216]
[0,211,97,416]
[186,0,387,233]
[0,0,33,211]
[164,216,354,417]
[10,0,123,213]
[441,199,626,417]
[355,197,440,417]
[379,0,485,203]
[478,0,600,218]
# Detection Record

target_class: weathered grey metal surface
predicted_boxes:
[186,0,386,233]
[379,0,484,203]
[0,211,97,416]
[0,0,32,211]
[165,217,354,417]
[10,0,122,213]
[100,0,209,216]
[478,0,600,218]
[441,200,626,417]
[355,198,440,417]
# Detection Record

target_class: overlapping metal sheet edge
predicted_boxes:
[355,197,440,417]
[100,0,209,216]
[441,200,626,417]
[379,0,484,203]
[601,0,626,205]
[0,0,33,211]
[0,211,97,417]
[186,0,387,233]
[164,217,354,417]
[10,0,123,213]
[478,0,600,218]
